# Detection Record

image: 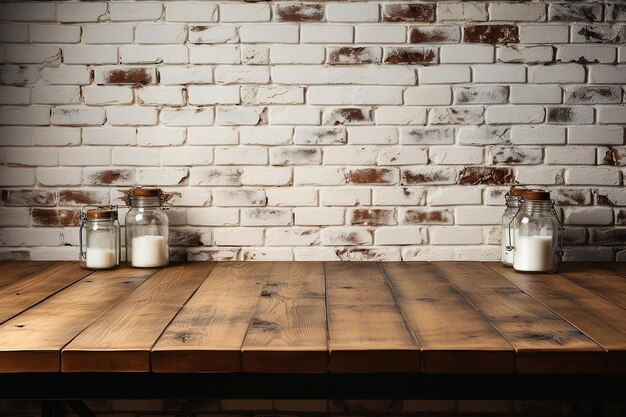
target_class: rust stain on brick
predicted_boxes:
[105,68,153,85]
[463,25,519,44]
[384,47,437,64]
[327,108,371,125]
[329,47,379,64]
[410,27,455,43]
[190,25,208,32]
[2,189,57,206]
[59,190,107,206]
[347,168,395,184]
[276,3,324,21]
[402,170,451,185]
[383,3,435,22]
[403,209,450,224]
[32,209,81,227]
[457,167,515,185]
[603,147,619,166]
[89,169,132,185]
[350,209,395,226]
[169,229,204,246]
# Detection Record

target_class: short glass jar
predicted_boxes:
[511,190,562,273]
[501,186,526,267]
[125,187,169,268]
[79,206,121,270]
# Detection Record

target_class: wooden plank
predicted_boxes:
[0,267,151,373]
[241,262,328,373]
[382,262,515,374]
[599,262,626,278]
[0,262,92,325]
[62,263,213,372]
[0,261,53,288]
[151,262,272,373]
[325,262,419,373]
[488,262,626,375]
[432,262,605,374]
[557,263,626,310]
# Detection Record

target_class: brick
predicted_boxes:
[63,46,117,65]
[6,45,60,64]
[557,46,616,64]
[275,3,324,22]
[375,107,427,125]
[162,147,212,166]
[138,127,185,146]
[2,189,56,207]
[190,45,240,64]
[32,127,81,146]
[378,144,428,166]
[510,85,562,104]
[83,127,136,145]
[589,65,626,84]
[188,208,238,226]
[401,208,453,225]
[568,126,623,145]
[598,106,626,124]
[267,188,317,207]
[30,24,80,43]
[324,146,377,165]
[404,86,452,105]
[95,67,156,85]
[418,65,470,84]
[308,86,403,106]
[321,227,372,246]
[57,2,106,23]
[241,167,292,186]
[429,106,484,124]
[606,3,626,22]
[84,168,135,186]
[109,2,164,21]
[372,186,424,206]
[440,44,493,63]
[430,226,483,245]
[190,25,238,44]
[165,2,218,22]
[348,126,398,145]
[0,167,35,186]
[213,228,263,246]
[324,107,373,126]
[59,147,110,166]
[138,86,185,106]
[301,25,353,43]
[137,24,187,44]
[528,64,585,83]
[240,23,299,44]
[430,146,484,165]
[555,189,592,206]
[112,147,160,166]
[241,208,292,226]
[158,66,213,85]
[271,147,321,166]
[240,127,293,146]
[0,86,30,104]
[242,248,294,261]
[215,146,267,165]
[428,187,482,206]
[37,168,82,186]
[455,207,503,225]
[375,226,427,245]
[519,24,569,43]
[321,188,371,206]
[356,25,406,43]
[220,3,270,22]
[242,86,301,104]
[401,127,454,145]
[454,86,508,104]
[565,86,621,104]
[498,45,553,63]
[564,207,613,225]
[295,127,346,145]
[51,106,104,126]
[458,126,510,145]
[384,46,437,64]
[487,146,543,165]
[463,25,518,44]
[437,3,487,22]
[0,3,55,22]
[271,45,325,64]
[328,3,379,22]
[213,189,266,207]
[273,65,415,86]
[120,45,188,64]
[294,208,344,226]
[161,108,215,126]
[516,166,563,185]
[510,126,566,145]
[329,47,382,65]
[589,228,626,245]
[108,107,158,126]
[549,3,602,22]
[188,127,238,145]
[410,25,460,43]
[3,147,58,166]
[189,167,242,186]
[486,105,544,124]
[546,106,594,125]
[0,64,39,85]
[216,108,261,126]
[457,166,515,186]
[401,167,457,185]
[217,66,270,85]
[84,24,134,44]
[383,3,434,22]
[346,168,398,185]
[83,86,133,105]
[546,146,596,165]
[596,187,626,205]
[32,208,80,227]
[473,64,526,83]
[490,3,545,22]
[0,106,49,126]
[41,66,91,85]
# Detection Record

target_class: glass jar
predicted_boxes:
[79,206,121,270]
[125,187,169,268]
[501,186,526,267]
[511,190,562,273]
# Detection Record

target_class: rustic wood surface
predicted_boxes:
[0,261,624,374]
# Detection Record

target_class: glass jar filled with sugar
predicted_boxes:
[125,187,169,268]
[510,190,563,273]
[79,206,121,270]
[501,186,526,267]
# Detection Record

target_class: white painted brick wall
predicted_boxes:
[0,0,624,261]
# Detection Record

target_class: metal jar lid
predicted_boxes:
[86,207,118,220]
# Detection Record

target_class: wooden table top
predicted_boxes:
[0,261,625,375]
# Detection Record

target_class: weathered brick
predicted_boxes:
[463,25,519,44]
[329,47,382,65]
[346,168,399,185]
[275,3,324,22]
[384,47,437,64]
[401,167,457,185]
[348,208,396,226]
[383,3,435,22]
[401,208,453,225]
[324,108,373,126]
[410,26,460,43]
[457,167,515,185]
[549,3,603,22]
[32,208,80,227]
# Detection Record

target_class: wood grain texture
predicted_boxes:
[432,262,605,374]
[242,262,328,373]
[151,262,272,373]
[557,263,626,310]
[326,262,419,373]
[600,263,626,277]
[0,267,150,372]
[488,262,626,375]
[62,263,212,372]
[0,262,92,325]
[0,261,53,289]
[382,262,514,374]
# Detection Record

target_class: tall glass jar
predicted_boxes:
[501,186,526,267]
[511,190,562,273]
[79,207,121,270]
[125,187,169,268]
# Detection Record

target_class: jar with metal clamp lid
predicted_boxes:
[509,190,563,273]
[125,187,169,268]
[79,206,121,270]
[501,186,526,267]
